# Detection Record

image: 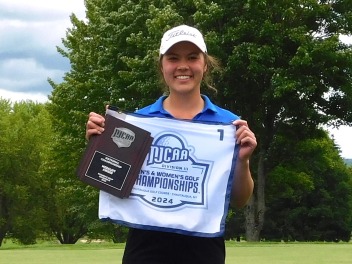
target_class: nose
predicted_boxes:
[177,64,189,71]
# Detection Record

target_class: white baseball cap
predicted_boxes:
[159,25,207,55]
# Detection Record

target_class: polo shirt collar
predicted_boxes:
[148,95,218,115]
[201,94,217,113]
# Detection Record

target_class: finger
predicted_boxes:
[238,135,257,147]
[236,127,255,143]
[88,111,104,120]
[237,136,257,157]
[86,112,105,140]
[87,116,105,128]
[87,112,105,127]
[86,119,105,130]
[85,125,105,139]
[232,119,248,127]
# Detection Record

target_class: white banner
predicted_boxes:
[99,110,238,237]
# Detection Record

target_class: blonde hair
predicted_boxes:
[203,54,221,93]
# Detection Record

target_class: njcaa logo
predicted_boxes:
[146,134,189,165]
[133,132,212,209]
[111,127,135,148]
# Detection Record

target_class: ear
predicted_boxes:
[204,63,208,73]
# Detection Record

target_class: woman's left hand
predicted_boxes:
[232,120,257,161]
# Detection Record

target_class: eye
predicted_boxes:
[165,55,178,61]
[188,53,200,60]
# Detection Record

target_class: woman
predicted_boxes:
[86,25,257,264]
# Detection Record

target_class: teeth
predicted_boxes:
[176,76,190,79]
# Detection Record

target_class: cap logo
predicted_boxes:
[165,29,197,41]
[111,127,135,148]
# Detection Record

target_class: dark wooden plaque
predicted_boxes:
[77,113,153,198]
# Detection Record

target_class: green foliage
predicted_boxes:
[39,138,99,244]
[0,100,53,246]
[263,128,352,241]
[225,208,246,241]
[85,221,129,243]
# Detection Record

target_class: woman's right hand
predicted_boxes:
[85,112,105,140]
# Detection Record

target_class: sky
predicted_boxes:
[0,0,86,102]
[0,1,351,158]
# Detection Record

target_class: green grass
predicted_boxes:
[0,240,124,264]
[1,240,351,264]
[225,241,352,264]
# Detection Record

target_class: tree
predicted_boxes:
[0,99,12,246]
[0,100,52,246]
[50,0,352,242]
[40,102,99,243]
[41,150,98,244]
[262,127,352,241]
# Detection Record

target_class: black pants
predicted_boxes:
[122,228,225,264]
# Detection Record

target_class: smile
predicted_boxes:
[175,75,191,80]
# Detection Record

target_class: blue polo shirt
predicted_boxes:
[136,95,239,123]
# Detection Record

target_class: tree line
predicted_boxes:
[1,0,352,246]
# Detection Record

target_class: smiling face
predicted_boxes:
[160,41,207,95]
